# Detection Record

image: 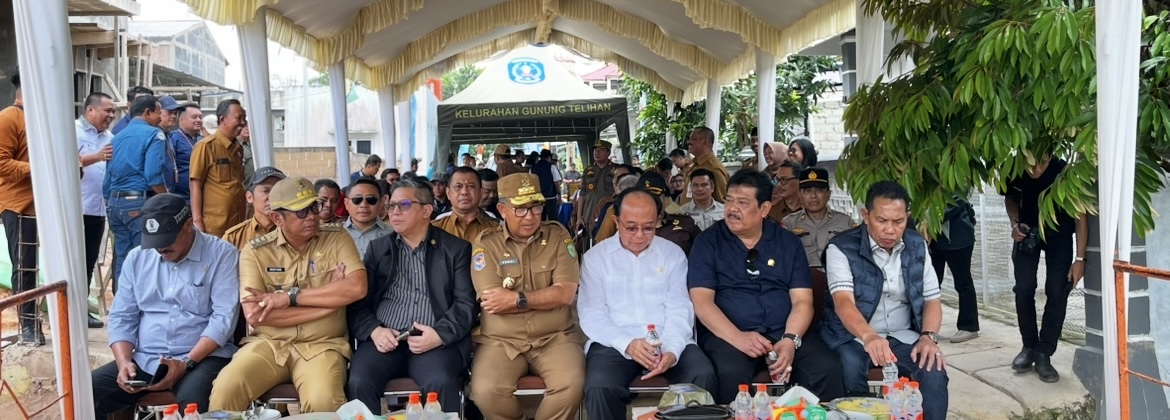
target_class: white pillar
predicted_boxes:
[755,48,776,171]
[12,1,96,418]
[237,6,275,168]
[665,102,676,153]
[329,62,351,186]
[377,86,396,168]
[1096,1,1140,418]
[705,78,722,155]
[856,1,885,88]
[395,99,411,169]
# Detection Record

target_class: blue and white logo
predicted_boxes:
[507,57,545,84]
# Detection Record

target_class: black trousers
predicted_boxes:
[345,339,465,413]
[699,333,844,404]
[584,343,717,420]
[2,210,39,338]
[929,244,980,332]
[91,356,230,419]
[543,198,559,222]
[83,215,105,289]
[1012,239,1074,356]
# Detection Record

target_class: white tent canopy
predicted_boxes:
[444,45,617,104]
[180,0,855,104]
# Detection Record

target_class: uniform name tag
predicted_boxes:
[216,158,231,165]
[266,267,285,272]
[499,258,519,266]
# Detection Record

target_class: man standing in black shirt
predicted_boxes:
[1003,154,1087,383]
[930,196,980,343]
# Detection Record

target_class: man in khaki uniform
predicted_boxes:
[493,144,524,177]
[469,173,584,420]
[222,166,285,250]
[682,127,729,204]
[782,167,854,269]
[432,166,499,241]
[191,99,247,237]
[575,140,616,235]
[209,177,368,412]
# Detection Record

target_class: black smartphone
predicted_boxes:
[123,379,148,387]
[397,327,422,342]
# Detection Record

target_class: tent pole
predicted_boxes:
[238,7,275,168]
[329,61,351,186]
[706,78,722,155]
[377,86,396,169]
[755,49,776,171]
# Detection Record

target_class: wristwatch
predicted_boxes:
[516,291,528,310]
[920,331,939,344]
[288,287,301,307]
[782,333,802,350]
[181,357,197,372]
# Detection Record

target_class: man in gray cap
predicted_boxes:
[94,193,240,418]
[222,166,286,250]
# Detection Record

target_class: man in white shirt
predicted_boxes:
[579,188,716,420]
[77,92,115,328]
[679,168,724,230]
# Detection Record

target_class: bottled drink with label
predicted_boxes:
[766,351,784,385]
[733,384,753,420]
[905,381,923,420]
[882,362,898,395]
[424,391,444,419]
[182,403,202,420]
[405,392,424,420]
[645,324,662,364]
[161,404,181,420]
[752,384,772,420]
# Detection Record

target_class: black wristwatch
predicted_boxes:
[288,287,300,307]
[181,357,197,372]
[782,333,802,350]
[516,291,528,310]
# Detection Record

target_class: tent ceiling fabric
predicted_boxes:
[181,0,853,104]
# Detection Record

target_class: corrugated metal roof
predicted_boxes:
[127,20,201,39]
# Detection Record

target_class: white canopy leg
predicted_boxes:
[705,78,722,156]
[329,61,351,186]
[755,49,776,171]
[238,6,275,168]
[378,86,396,169]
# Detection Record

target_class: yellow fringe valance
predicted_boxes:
[388,29,537,99]
[181,0,277,26]
[549,32,685,103]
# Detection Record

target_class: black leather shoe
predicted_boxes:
[1035,353,1060,383]
[88,315,104,328]
[1011,347,1036,372]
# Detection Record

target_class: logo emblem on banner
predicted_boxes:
[508,58,545,84]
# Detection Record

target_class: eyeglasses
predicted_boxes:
[386,199,430,213]
[746,248,760,280]
[510,205,544,217]
[284,202,321,219]
[777,176,798,185]
[620,225,657,236]
[349,195,379,206]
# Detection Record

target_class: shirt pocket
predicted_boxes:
[213,157,233,181]
[179,274,214,317]
[530,260,557,289]
[307,264,338,288]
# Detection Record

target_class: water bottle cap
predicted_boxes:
[738,384,749,391]
[647,324,656,330]
[909,381,920,389]
[899,377,910,383]
[756,384,767,392]
[185,403,199,414]
[408,393,421,404]
[164,405,178,415]
[427,391,439,401]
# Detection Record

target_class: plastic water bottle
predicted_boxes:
[424,391,444,419]
[905,381,924,420]
[733,384,753,420]
[882,362,898,396]
[161,404,181,420]
[645,324,662,364]
[405,392,424,420]
[765,351,784,385]
[182,403,202,420]
[752,384,772,420]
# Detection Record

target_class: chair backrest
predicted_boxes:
[809,268,828,331]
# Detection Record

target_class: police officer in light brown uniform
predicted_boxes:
[222,166,285,250]
[469,173,584,420]
[209,177,368,413]
[782,167,854,269]
[575,140,616,235]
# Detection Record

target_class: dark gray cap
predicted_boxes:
[249,166,286,188]
[140,194,191,249]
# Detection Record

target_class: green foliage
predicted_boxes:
[441,64,484,99]
[1008,394,1096,420]
[841,0,1169,236]
[621,55,839,164]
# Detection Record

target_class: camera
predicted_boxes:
[1016,226,1040,255]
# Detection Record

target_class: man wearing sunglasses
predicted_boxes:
[343,178,391,256]
[579,188,717,420]
[688,169,844,404]
[210,177,368,412]
[469,173,584,420]
[821,181,948,419]
[346,177,477,413]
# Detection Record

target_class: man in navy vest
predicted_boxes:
[821,181,948,419]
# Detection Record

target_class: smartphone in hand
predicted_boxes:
[396,327,423,342]
[123,379,148,387]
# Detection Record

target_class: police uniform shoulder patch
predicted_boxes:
[319,222,343,231]
[472,248,487,271]
[566,238,578,259]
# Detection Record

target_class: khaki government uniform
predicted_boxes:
[190,131,247,236]
[577,161,615,231]
[210,178,365,413]
[681,153,729,204]
[469,173,585,420]
[783,209,855,268]
[431,210,499,242]
[221,217,277,250]
[769,199,801,225]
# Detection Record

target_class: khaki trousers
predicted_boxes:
[209,341,347,412]
[469,341,585,420]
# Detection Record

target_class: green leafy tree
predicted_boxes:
[441,64,484,99]
[841,0,1169,235]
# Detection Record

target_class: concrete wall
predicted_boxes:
[809,90,847,158]
[279,84,383,150]
[273,147,368,181]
